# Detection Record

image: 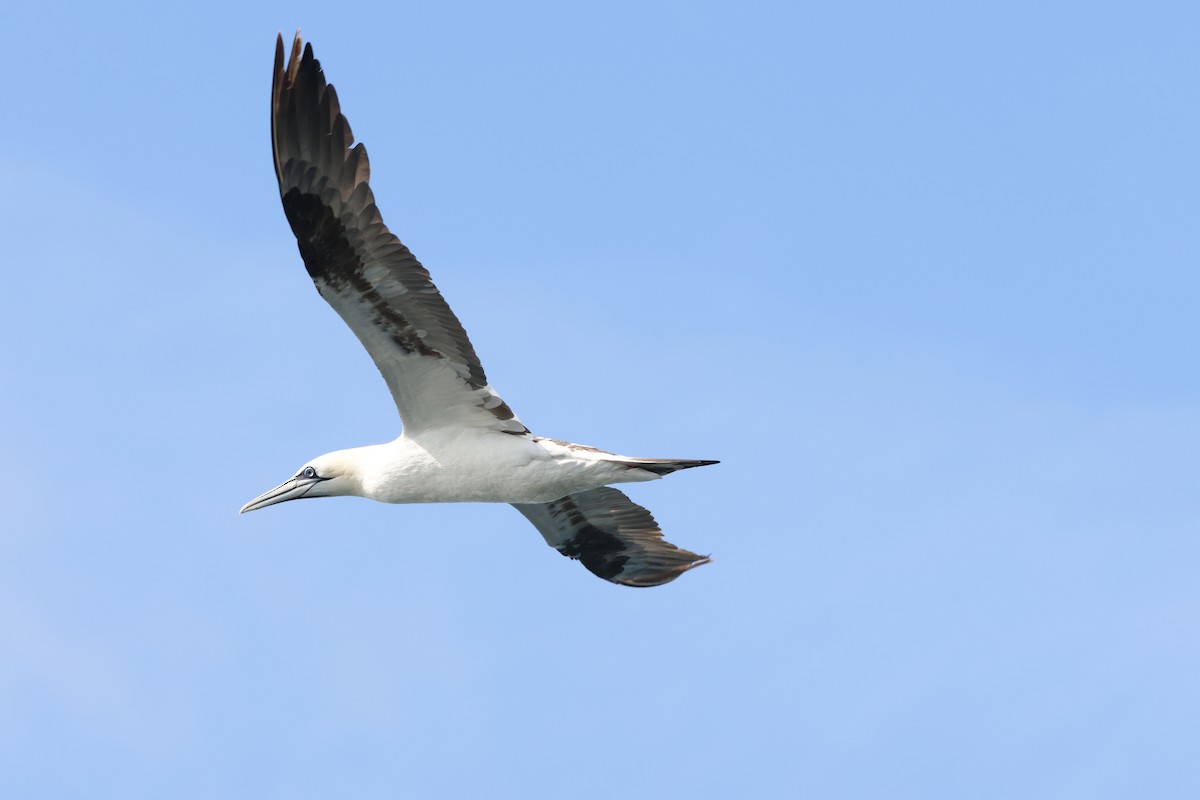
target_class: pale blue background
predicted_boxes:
[2,1,1197,797]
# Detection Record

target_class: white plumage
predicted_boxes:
[241,33,717,587]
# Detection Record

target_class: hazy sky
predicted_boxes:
[2,1,1198,798]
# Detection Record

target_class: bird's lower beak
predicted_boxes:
[239,476,323,514]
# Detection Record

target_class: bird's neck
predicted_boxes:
[352,438,441,504]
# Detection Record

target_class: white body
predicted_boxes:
[348,433,659,505]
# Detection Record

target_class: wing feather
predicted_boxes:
[271,33,527,436]
[514,487,711,587]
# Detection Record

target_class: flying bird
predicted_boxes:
[241,33,717,586]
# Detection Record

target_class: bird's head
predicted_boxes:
[239,451,363,514]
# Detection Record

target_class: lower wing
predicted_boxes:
[513,487,711,587]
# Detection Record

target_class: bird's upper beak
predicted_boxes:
[240,475,325,514]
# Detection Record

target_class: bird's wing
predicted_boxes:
[513,487,711,587]
[271,33,527,437]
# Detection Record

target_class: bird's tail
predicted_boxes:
[612,457,720,477]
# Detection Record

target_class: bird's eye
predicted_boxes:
[302,466,317,479]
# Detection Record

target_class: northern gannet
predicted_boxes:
[241,33,718,586]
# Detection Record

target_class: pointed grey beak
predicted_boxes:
[240,475,324,514]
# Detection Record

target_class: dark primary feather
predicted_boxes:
[513,487,711,587]
[270,33,526,433]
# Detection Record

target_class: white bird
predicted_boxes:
[241,33,718,586]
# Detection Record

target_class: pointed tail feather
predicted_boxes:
[618,458,720,477]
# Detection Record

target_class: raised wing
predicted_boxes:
[271,33,527,436]
[514,487,711,587]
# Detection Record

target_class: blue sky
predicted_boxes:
[2,1,1198,797]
